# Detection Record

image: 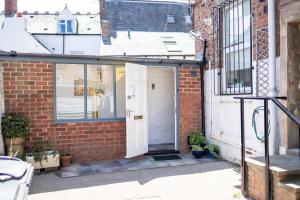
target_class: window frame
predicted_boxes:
[58,20,73,34]
[218,0,253,96]
[53,63,126,123]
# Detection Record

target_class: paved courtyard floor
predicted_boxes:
[58,154,217,178]
[29,160,244,200]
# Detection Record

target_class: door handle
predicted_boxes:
[127,109,134,118]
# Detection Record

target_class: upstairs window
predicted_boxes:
[213,0,252,95]
[59,20,73,33]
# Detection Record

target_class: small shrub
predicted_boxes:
[2,113,30,138]
[191,145,204,152]
[189,132,206,146]
[32,142,57,163]
[205,144,220,158]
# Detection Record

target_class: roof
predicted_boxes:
[0,13,101,34]
[0,52,201,66]
[104,0,193,33]
[0,17,50,54]
[101,31,195,57]
[0,0,100,14]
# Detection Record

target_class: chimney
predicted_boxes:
[5,0,18,17]
[99,0,105,19]
[101,20,110,37]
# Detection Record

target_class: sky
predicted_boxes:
[0,0,100,14]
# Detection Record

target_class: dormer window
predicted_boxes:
[59,20,73,33]
[57,6,77,34]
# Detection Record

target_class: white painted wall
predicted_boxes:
[204,59,281,163]
[34,35,101,55]
[148,68,175,145]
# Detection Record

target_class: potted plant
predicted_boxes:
[60,149,72,167]
[191,145,205,159]
[188,132,206,147]
[1,113,30,157]
[205,144,220,159]
[26,142,60,170]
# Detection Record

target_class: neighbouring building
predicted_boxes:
[99,0,195,59]
[194,0,300,199]
[0,2,102,55]
[0,0,202,162]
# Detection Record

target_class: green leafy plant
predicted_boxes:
[205,144,220,158]
[191,145,204,152]
[189,132,206,146]
[1,113,30,138]
[32,142,58,163]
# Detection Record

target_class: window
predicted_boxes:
[167,15,175,23]
[185,15,192,24]
[214,0,252,95]
[55,64,126,121]
[58,20,73,33]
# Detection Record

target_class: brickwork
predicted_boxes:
[245,161,299,200]
[1,61,202,162]
[178,66,201,153]
[194,0,281,65]
[2,61,126,162]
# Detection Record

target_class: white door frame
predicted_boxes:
[147,66,178,151]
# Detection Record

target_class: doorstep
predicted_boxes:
[57,154,220,178]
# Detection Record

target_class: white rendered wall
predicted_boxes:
[204,59,280,163]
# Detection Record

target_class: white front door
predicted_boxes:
[125,63,148,158]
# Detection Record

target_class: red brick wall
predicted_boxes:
[194,0,281,64]
[178,66,201,153]
[1,61,202,161]
[2,61,126,162]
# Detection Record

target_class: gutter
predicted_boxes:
[0,52,202,66]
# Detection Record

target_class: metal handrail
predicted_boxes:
[234,96,299,200]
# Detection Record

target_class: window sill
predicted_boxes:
[53,118,126,124]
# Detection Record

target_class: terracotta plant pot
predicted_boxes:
[4,137,25,157]
[60,154,72,167]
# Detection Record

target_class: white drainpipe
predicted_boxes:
[268,0,278,154]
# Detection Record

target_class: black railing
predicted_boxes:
[235,96,300,200]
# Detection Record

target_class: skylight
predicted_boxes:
[161,37,182,52]
[167,15,175,23]
[185,15,192,24]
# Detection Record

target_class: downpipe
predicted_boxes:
[267,0,278,155]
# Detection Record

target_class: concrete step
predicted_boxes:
[279,177,300,200]
[245,154,300,176]
[288,148,300,157]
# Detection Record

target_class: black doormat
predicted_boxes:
[152,155,182,161]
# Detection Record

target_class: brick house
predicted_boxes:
[0,0,202,162]
[194,0,300,199]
